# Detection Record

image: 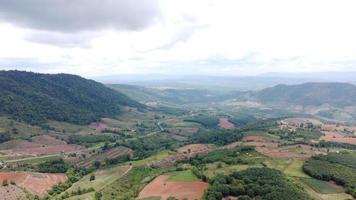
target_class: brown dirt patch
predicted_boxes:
[223,141,242,149]
[0,185,27,200]
[243,136,318,159]
[138,175,208,200]
[153,144,211,168]
[88,122,109,132]
[31,135,66,145]
[177,144,211,154]
[255,147,311,159]
[0,172,67,196]
[18,144,81,155]
[218,117,235,129]
[0,138,81,155]
[320,131,356,145]
[0,140,40,150]
[242,136,279,148]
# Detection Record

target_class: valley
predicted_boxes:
[0,71,356,200]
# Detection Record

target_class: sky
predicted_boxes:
[0,0,356,77]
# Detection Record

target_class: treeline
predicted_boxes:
[118,134,178,159]
[38,159,70,173]
[205,168,311,200]
[312,141,356,150]
[303,153,356,198]
[68,135,115,145]
[190,129,244,146]
[181,146,254,166]
[0,70,143,125]
[185,115,219,128]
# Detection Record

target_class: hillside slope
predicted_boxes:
[0,71,143,125]
[109,84,245,106]
[256,82,356,107]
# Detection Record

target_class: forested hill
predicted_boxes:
[255,82,356,106]
[0,70,144,125]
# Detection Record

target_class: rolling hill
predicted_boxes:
[0,71,144,125]
[255,82,356,107]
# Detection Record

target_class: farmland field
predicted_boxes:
[138,174,208,200]
[0,171,67,196]
[300,178,344,194]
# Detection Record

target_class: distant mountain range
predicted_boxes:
[91,72,356,91]
[255,82,356,107]
[111,82,356,109]
[0,71,143,125]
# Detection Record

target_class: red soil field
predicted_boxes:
[139,175,208,200]
[0,172,67,196]
[320,131,356,145]
[218,117,235,129]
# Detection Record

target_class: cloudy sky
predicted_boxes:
[0,0,356,77]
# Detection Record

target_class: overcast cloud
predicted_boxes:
[0,0,356,76]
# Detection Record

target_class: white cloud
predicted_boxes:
[1,0,356,76]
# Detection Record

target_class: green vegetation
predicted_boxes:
[181,146,254,166]
[205,167,311,200]
[0,70,143,125]
[303,153,356,197]
[268,128,321,141]
[100,166,166,200]
[313,141,356,150]
[190,129,243,145]
[38,159,70,173]
[185,115,219,128]
[119,134,178,159]
[300,178,342,194]
[46,167,90,198]
[256,82,356,107]
[168,170,198,182]
[68,135,115,145]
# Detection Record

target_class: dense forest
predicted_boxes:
[205,167,311,200]
[0,71,143,125]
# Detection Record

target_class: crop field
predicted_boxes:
[0,172,67,196]
[300,178,344,194]
[167,170,198,181]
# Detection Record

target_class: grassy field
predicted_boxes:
[130,150,175,166]
[63,165,131,199]
[168,170,198,182]
[300,178,343,194]
[283,159,310,178]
